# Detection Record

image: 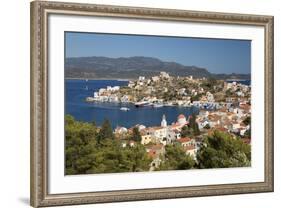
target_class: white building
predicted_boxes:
[161,114,167,127]
[138,76,145,81]
[151,76,160,82]
[177,114,187,126]
[206,91,215,102]
[160,71,170,79]
[166,129,181,144]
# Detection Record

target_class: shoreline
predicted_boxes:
[65,77,132,81]
[66,77,251,82]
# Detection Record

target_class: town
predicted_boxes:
[86,71,250,109]
[84,72,251,171]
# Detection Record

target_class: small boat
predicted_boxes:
[153,103,164,108]
[135,101,150,107]
[86,97,95,102]
[85,86,88,90]
[120,107,130,111]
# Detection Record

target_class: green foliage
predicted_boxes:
[244,128,251,138]
[225,89,235,97]
[65,115,151,175]
[201,77,218,92]
[180,115,200,137]
[131,127,142,142]
[190,94,201,102]
[196,130,251,169]
[189,114,200,136]
[65,115,98,175]
[97,119,115,142]
[158,144,195,170]
[85,141,152,174]
[181,125,193,137]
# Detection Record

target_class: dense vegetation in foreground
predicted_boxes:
[65,115,251,175]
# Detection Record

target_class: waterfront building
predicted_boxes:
[114,126,128,134]
[177,114,187,126]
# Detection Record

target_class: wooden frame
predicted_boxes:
[30,1,274,207]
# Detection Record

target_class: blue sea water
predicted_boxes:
[65,79,199,128]
[226,80,251,86]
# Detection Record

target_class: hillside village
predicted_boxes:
[85,72,251,171]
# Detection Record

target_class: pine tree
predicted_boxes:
[98,119,114,142]
[131,127,142,142]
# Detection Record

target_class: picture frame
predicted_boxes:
[30,1,274,207]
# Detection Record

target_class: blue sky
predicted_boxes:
[65,32,251,74]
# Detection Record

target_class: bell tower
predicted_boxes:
[161,114,167,127]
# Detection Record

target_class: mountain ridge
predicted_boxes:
[65,56,250,80]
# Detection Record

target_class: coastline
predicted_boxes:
[65,77,251,82]
[65,77,132,81]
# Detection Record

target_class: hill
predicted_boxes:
[65,56,250,80]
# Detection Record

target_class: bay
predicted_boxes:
[65,79,199,128]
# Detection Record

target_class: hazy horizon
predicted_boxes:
[65,32,251,74]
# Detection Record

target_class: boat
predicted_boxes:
[120,107,130,111]
[153,103,164,108]
[85,97,95,102]
[135,101,151,107]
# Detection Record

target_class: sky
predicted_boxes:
[65,32,251,74]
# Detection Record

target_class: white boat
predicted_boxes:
[153,103,164,108]
[120,107,130,111]
[86,97,95,102]
[135,101,151,107]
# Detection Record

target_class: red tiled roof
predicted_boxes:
[178,137,191,143]
[147,150,158,159]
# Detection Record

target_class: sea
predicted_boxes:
[226,80,251,86]
[65,79,200,128]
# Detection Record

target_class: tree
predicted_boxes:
[65,115,97,175]
[196,130,251,169]
[181,125,192,137]
[131,127,142,142]
[98,119,114,142]
[189,114,200,136]
[65,115,152,175]
[158,144,195,170]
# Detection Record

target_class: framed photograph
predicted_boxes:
[30,1,274,207]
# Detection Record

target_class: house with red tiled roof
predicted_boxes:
[146,144,165,170]
[177,137,195,147]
